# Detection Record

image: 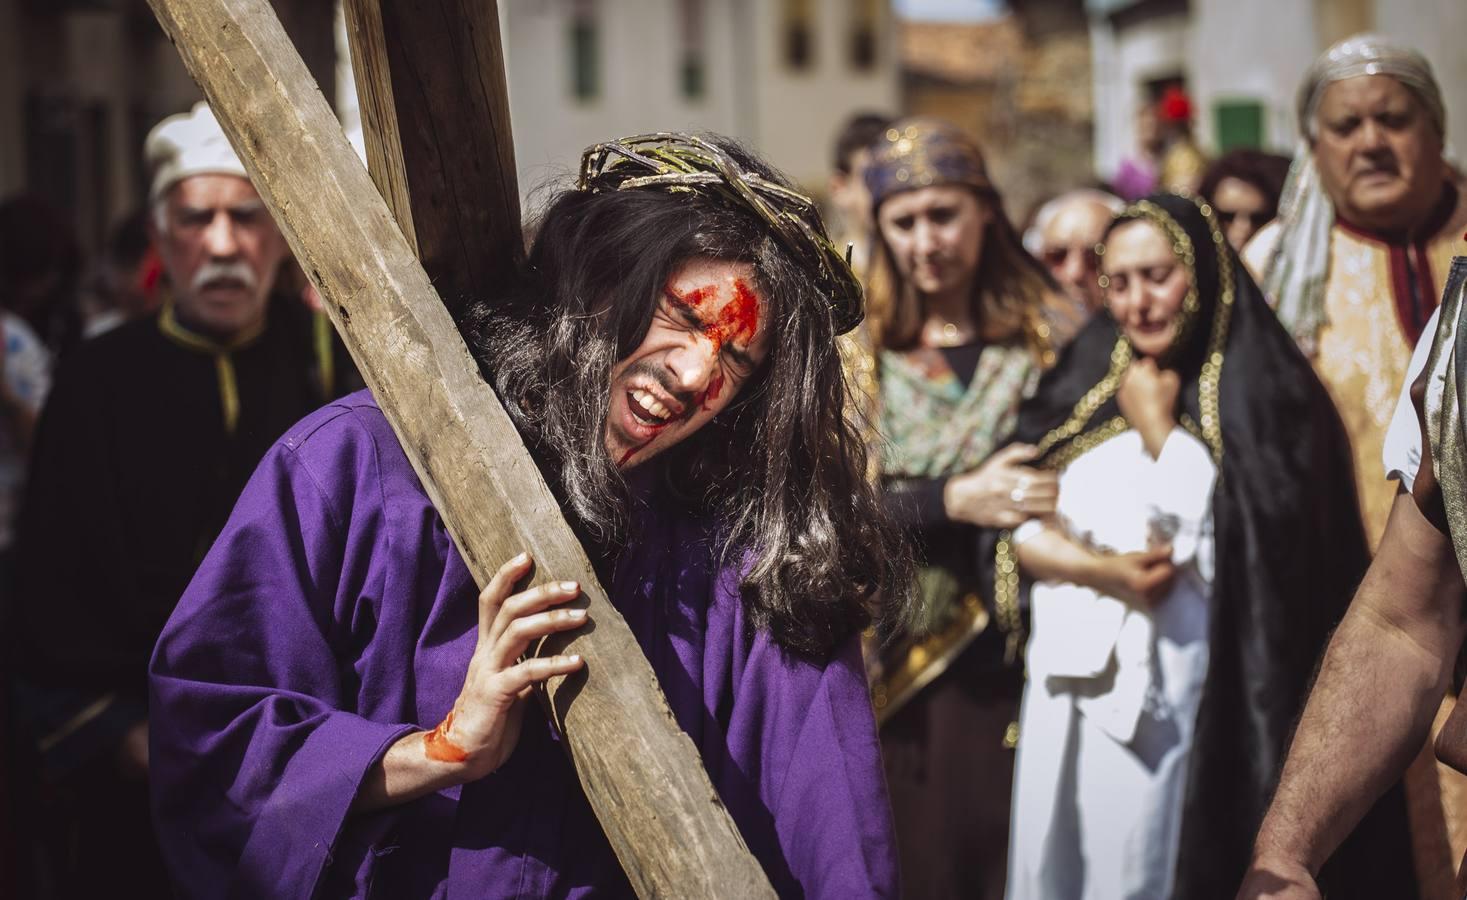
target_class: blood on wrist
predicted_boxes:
[424,709,469,763]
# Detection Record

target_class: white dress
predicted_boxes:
[1006,427,1216,900]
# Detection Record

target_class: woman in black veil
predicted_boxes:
[998,193,1416,898]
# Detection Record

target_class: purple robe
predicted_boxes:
[149,391,898,899]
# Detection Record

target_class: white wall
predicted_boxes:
[747,0,901,189]
[1374,0,1467,159]
[497,0,898,205]
[1189,0,1315,152]
[501,0,743,204]
[1089,10,1188,180]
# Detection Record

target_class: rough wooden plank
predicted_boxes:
[340,0,522,318]
[142,0,776,896]
[270,0,336,114]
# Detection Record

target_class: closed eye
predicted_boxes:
[723,346,756,375]
[661,294,703,329]
[1379,110,1413,130]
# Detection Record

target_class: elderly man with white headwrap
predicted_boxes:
[1236,38,1467,900]
[1243,34,1467,547]
[7,102,353,897]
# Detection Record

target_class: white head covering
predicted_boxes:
[144,101,249,203]
[1262,34,1446,350]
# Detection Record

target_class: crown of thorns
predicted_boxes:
[577,133,865,335]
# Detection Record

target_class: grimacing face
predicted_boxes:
[1311,74,1446,233]
[1102,219,1191,359]
[605,257,772,469]
[151,174,289,340]
[875,184,988,300]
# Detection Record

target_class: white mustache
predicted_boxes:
[191,261,258,294]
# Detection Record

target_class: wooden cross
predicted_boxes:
[143,0,777,895]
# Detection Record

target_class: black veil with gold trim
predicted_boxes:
[989,194,1415,897]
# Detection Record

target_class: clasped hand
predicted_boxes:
[944,443,1058,529]
[1092,544,1177,609]
[1118,357,1181,458]
[439,553,588,780]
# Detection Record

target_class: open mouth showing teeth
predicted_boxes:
[628,388,677,425]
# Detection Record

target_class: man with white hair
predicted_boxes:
[1244,34,1467,546]
[1027,189,1124,313]
[9,101,348,896]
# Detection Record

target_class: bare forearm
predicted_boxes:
[350,731,474,813]
[1016,528,1103,587]
[1253,494,1466,874]
[1254,598,1445,870]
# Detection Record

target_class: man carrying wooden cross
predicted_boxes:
[148,133,912,898]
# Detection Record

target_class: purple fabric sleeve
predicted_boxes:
[772,638,899,899]
[701,552,898,899]
[150,408,415,899]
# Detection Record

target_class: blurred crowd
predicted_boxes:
[1,23,1464,900]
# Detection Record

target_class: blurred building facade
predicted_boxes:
[899,0,1093,223]
[1089,0,1467,184]
[0,0,900,251]
[463,0,901,206]
[0,0,337,256]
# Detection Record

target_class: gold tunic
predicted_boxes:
[1244,186,1467,547]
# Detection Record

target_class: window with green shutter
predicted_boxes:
[1215,100,1265,151]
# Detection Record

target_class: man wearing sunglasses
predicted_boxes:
[1029,189,1124,313]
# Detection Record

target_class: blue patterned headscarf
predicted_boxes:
[864,118,993,210]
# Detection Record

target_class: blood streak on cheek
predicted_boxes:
[424,709,469,763]
[700,372,725,411]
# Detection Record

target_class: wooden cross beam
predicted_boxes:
[339,0,522,320]
[143,0,776,896]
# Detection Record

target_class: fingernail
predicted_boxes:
[512,552,529,565]
[568,609,587,619]
[567,654,582,663]
[559,581,579,592]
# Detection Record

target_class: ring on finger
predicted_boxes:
[1010,486,1026,504]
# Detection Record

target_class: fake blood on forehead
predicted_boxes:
[668,277,761,353]
[669,277,759,411]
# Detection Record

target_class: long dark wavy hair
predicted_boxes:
[462,137,913,658]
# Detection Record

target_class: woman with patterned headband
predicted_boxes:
[861,117,1080,900]
[147,133,913,898]
[1000,193,1414,898]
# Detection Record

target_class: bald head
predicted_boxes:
[1034,191,1121,311]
